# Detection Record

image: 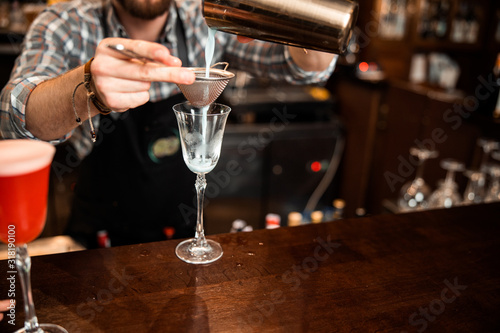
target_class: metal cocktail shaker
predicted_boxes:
[202,0,359,54]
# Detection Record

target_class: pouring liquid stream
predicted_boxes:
[205,28,216,78]
[197,28,216,170]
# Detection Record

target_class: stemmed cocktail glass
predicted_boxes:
[173,102,231,264]
[0,139,67,333]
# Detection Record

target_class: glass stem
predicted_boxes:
[444,170,455,185]
[194,173,208,248]
[16,244,41,333]
[490,177,500,196]
[414,159,426,181]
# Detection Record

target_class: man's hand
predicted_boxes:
[288,46,337,72]
[25,38,197,141]
[0,299,13,322]
[91,38,196,112]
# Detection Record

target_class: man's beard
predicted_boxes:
[115,0,172,20]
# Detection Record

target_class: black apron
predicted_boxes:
[66,5,196,248]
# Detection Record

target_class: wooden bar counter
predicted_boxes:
[1,203,500,332]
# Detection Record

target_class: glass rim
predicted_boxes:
[173,102,231,116]
[0,139,55,176]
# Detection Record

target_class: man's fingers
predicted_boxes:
[90,38,197,111]
[105,91,151,111]
[0,299,11,311]
[103,38,182,67]
[94,76,151,94]
[94,45,196,84]
[93,58,195,85]
[148,66,195,84]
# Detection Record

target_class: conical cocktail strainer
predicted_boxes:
[105,44,234,107]
[177,62,235,107]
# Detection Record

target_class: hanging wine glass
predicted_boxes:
[428,158,465,209]
[477,138,499,170]
[463,139,499,204]
[462,170,486,204]
[398,147,438,211]
[484,164,500,203]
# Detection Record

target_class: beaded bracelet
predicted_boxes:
[71,58,113,142]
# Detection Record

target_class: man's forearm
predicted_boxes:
[25,65,100,141]
[288,46,337,72]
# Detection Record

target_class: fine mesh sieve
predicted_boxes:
[104,44,234,107]
[177,62,235,107]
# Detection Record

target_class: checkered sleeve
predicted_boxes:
[0,76,48,140]
[0,5,80,143]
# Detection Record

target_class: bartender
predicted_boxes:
[0,0,337,248]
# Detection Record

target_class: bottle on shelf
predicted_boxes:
[242,225,253,232]
[230,219,247,233]
[287,212,303,227]
[451,2,467,43]
[333,199,346,220]
[163,227,175,240]
[419,0,450,40]
[311,211,324,224]
[494,94,500,119]
[301,211,312,225]
[355,208,367,218]
[265,214,281,229]
[97,230,111,248]
[8,0,26,33]
[435,1,449,39]
[464,4,479,44]
[491,53,500,119]
[0,0,9,29]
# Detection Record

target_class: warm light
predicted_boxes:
[359,62,369,72]
[311,161,322,173]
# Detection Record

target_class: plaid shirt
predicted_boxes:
[0,0,336,157]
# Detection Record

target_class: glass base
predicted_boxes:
[15,323,68,333]
[175,239,223,264]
